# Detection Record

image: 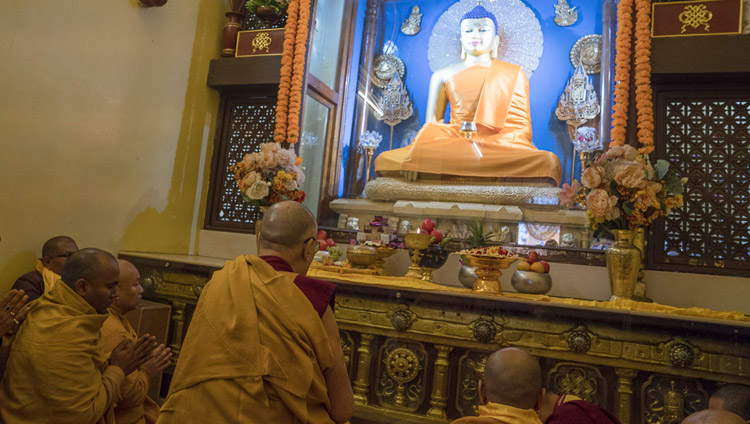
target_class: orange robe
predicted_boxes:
[375,60,562,185]
[0,282,125,424]
[451,402,543,424]
[101,308,160,424]
[156,255,335,424]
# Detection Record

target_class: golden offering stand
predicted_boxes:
[462,255,519,294]
[374,246,399,275]
[404,233,432,279]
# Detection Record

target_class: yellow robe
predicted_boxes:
[0,282,125,424]
[101,308,160,424]
[375,60,562,185]
[451,402,544,424]
[35,259,60,293]
[157,255,335,424]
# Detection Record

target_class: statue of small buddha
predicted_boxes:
[374,6,562,186]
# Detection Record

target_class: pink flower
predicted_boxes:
[257,151,278,169]
[587,189,618,218]
[558,180,580,207]
[285,164,306,184]
[581,164,605,189]
[259,142,281,154]
[606,145,638,160]
[276,148,296,168]
[242,153,257,169]
[614,162,647,189]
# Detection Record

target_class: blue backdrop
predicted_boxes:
[340,0,603,193]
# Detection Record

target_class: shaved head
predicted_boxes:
[42,236,77,258]
[41,236,79,275]
[682,409,745,424]
[259,201,317,250]
[481,348,542,409]
[61,248,120,314]
[113,259,143,314]
[710,384,750,420]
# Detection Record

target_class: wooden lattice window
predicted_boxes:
[204,94,277,232]
[650,85,750,275]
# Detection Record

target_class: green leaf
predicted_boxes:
[655,160,670,180]
[622,201,635,215]
[664,174,684,195]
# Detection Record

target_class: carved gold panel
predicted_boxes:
[455,349,491,417]
[547,362,607,406]
[340,330,355,378]
[641,375,708,424]
[376,338,428,411]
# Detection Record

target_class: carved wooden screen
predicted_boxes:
[650,85,750,275]
[204,94,277,232]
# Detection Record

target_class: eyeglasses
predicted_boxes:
[51,252,75,259]
[303,237,317,246]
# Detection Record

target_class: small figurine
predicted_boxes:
[554,0,578,27]
[401,5,422,36]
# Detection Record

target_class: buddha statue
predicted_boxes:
[373,6,562,186]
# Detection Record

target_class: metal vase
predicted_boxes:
[606,229,642,300]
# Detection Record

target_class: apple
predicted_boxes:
[318,240,327,251]
[430,229,443,244]
[421,218,435,233]
[530,262,546,273]
[527,251,539,264]
[539,261,550,273]
[517,261,531,271]
[326,238,336,247]
[317,230,327,240]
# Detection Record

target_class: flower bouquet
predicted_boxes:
[559,144,685,232]
[230,142,306,206]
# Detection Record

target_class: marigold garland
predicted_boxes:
[610,0,633,147]
[286,0,312,143]
[634,0,654,154]
[273,0,299,143]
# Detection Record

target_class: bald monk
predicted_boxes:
[0,248,157,424]
[709,384,750,421]
[538,391,620,424]
[452,347,545,424]
[13,236,78,301]
[682,409,746,424]
[101,260,172,424]
[158,201,354,423]
[374,6,561,185]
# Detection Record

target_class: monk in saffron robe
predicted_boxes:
[101,260,172,424]
[12,236,78,301]
[0,248,156,424]
[451,348,545,424]
[158,201,354,424]
[375,6,561,185]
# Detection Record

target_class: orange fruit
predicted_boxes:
[530,262,546,273]
[517,261,531,271]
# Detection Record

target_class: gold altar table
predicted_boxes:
[119,251,750,424]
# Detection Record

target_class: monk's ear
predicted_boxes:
[73,278,89,297]
[478,379,487,405]
[535,387,547,410]
[41,256,52,269]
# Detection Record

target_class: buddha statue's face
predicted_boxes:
[460,17,497,57]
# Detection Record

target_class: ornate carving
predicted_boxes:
[565,326,592,354]
[251,32,272,54]
[377,339,427,410]
[641,375,708,424]
[427,344,453,419]
[353,333,374,405]
[456,351,490,417]
[548,363,606,406]
[679,4,713,33]
[192,279,207,298]
[389,307,414,333]
[614,368,638,424]
[169,301,187,361]
[660,338,700,369]
[471,317,498,344]
[340,331,355,377]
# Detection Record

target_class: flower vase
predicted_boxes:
[606,229,642,300]
[253,6,283,29]
[255,206,268,254]
[221,11,245,58]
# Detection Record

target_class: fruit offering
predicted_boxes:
[460,246,511,257]
[517,251,550,274]
[421,218,435,233]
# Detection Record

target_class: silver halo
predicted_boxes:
[427,0,544,77]
[570,34,602,75]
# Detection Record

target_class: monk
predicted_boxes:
[452,347,545,424]
[0,289,34,379]
[682,409,746,424]
[0,248,157,424]
[13,236,78,301]
[374,6,561,185]
[158,201,354,423]
[709,384,750,421]
[101,259,172,424]
[538,391,620,424]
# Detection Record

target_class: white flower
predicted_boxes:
[285,180,298,191]
[276,148,296,168]
[245,180,270,200]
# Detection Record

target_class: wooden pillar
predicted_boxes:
[353,333,375,405]
[615,368,638,424]
[426,344,453,419]
[343,0,381,197]
[168,301,187,362]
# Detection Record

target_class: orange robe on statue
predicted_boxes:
[375,60,562,185]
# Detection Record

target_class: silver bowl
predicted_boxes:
[510,270,552,295]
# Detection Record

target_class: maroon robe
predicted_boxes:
[260,256,336,317]
[545,399,621,424]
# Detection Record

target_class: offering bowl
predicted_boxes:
[462,255,518,294]
[418,245,450,282]
[510,270,552,295]
[346,244,377,269]
[404,232,432,279]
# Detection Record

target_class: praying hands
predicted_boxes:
[0,290,33,338]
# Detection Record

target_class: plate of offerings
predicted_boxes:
[459,246,519,294]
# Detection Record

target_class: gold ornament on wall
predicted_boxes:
[679,4,713,33]
[377,339,427,411]
[251,32,272,54]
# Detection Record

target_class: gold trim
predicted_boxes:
[234,29,284,58]
[651,0,743,38]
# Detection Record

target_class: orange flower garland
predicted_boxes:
[634,0,654,154]
[273,0,299,143]
[286,0,312,144]
[610,0,633,147]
